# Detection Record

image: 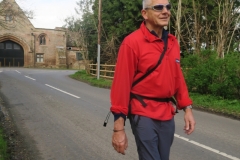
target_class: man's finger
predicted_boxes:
[125,143,128,150]
[116,145,125,155]
[125,135,128,150]
[186,120,195,134]
[189,121,195,133]
[185,120,190,131]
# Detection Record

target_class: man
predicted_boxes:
[110,0,196,159]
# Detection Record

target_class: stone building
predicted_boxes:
[0,0,85,69]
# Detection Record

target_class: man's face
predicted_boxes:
[142,0,171,28]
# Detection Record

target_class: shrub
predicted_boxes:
[182,50,240,99]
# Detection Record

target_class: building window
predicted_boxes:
[39,35,46,45]
[6,43,12,49]
[13,44,21,50]
[76,52,83,60]
[0,43,4,49]
[36,54,44,63]
[5,13,13,22]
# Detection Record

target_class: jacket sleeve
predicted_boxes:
[110,42,138,115]
[175,66,193,109]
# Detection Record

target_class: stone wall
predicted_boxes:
[67,50,85,70]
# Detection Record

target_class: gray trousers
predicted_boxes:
[130,115,175,160]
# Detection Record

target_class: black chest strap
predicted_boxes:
[130,93,176,107]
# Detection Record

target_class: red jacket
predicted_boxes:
[110,22,192,121]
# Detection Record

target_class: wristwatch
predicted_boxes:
[183,105,192,112]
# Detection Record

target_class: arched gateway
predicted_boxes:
[0,40,24,67]
[0,34,32,67]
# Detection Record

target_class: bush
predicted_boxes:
[182,50,240,99]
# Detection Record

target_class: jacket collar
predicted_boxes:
[140,22,168,43]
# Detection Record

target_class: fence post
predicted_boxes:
[95,63,96,75]
[104,63,107,77]
[89,63,91,74]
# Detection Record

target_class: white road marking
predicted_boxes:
[175,134,240,160]
[25,76,36,81]
[45,84,80,99]
[15,70,21,73]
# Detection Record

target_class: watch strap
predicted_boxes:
[183,105,192,112]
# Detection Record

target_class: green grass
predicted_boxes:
[0,128,8,160]
[70,70,112,88]
[190,93,240,119]
[70,70,240,119]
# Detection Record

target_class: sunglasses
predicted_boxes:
[145,4,171,11]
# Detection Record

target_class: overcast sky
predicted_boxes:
[16,0,79,29]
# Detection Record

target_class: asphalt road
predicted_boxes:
[0,68,239,160]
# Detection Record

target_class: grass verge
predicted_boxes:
[0,82,8,160]
[70,70,112,88]
[190,93,240,119]
[0,128,8,160]
[70,70,240,120]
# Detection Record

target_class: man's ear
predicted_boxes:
[141,9,148,20]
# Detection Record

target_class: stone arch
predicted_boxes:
[0,33,32,67]
[0,33,31,53]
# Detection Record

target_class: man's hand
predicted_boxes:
[112,117,128,155]
[184,109,196,135]
[112,130,128,155]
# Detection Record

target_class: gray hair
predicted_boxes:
[142,0,170,9]
[142,0,152,9]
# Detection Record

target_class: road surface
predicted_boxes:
[0,68,239,160]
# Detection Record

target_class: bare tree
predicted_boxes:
[100,23,120,64]
[227,14,240,52]
[175,0,181,43]
[171,0,239,57]
[67,29,90,73]
[65,14,98,73]
[171,0,204,54]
